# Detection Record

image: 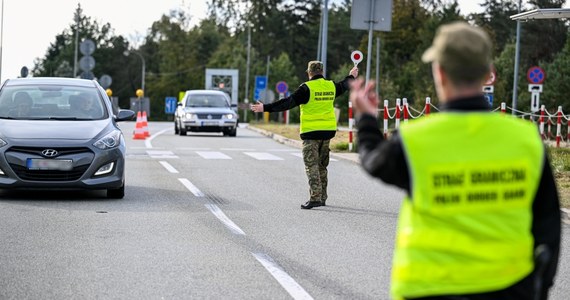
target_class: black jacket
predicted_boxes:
[263,74,353,140]
[357,95,561,300]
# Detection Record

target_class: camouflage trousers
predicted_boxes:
[302,139,331,203]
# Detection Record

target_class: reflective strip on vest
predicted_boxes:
[393,112,543,299]
[300,79,337,134]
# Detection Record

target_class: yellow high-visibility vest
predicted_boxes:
[300,79,337,134]
[393,112,543,299]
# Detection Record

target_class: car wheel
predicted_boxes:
[179,122,187,136]
[174,119,179,134]
[229,127,237,137]
[107,184,124,199]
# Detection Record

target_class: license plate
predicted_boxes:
[27,159,73,171]
[202,121,219,126]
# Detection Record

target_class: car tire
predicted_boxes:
[179,122,187,136]
[107,184,124,199]
[229,127,237,137]
[174,119,179,134]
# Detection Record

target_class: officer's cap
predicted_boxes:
[422,22,492,83]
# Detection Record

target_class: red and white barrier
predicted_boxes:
[403,98,409,124]
[557,106,562,148]
[395,98,401,130]
[539,105,546,140]
[383,100,389,139]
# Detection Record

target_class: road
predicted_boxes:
[0,121,568,299]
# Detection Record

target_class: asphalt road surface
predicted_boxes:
[0,121,568,299]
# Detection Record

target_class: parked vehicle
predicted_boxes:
[174,90,239,137]
[0,77,135,198]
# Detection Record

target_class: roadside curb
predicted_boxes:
[246,124,360,164]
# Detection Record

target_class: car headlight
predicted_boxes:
[0,137,6,148]
[185,113,195,120]
[94,130,122,150]
[225,114,235,120]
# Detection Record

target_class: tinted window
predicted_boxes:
[0,85,107,120]
[186,94,229,108]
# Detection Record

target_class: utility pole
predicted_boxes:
[244,25,251,122]
[512,0,522,114]
[73,5,81,78]
[321,0,329,77]
[0,0,4,83]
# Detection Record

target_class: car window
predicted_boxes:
[0,85,107,120]
[186,94,229,108]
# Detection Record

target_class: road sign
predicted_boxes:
[484,67,497,85]
[99,74,112,89]
[275,81,288,94]
[79,55,95,71]
[20,66,29,78]
[484,94,494,106]
[80,39,96,56]
[79,71,94,80]
[527,66,546,84]
[165,97,177,114]
[351,50,363,66]
[254,75,267,102]
[350,0,393,31]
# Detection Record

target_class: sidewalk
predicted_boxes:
[246,124,360,164]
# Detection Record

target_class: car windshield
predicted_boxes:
[186,94,229,108]
[0,85,107,120]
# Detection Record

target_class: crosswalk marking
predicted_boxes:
[290,152,337,162]
[244,152,284,161]
[146,150,179,159]
[196,151,232,160]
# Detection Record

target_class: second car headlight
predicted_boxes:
[94,130,122,150]
[225,114,235,120]
[185,113,196,120]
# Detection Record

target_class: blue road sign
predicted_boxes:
[276,81,288,94]
[254,75,267,102]
[165,97,177,114]
[484,94,494,106]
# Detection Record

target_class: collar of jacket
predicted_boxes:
[439,94,491,112]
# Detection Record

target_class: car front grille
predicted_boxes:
[10,164,89,181]
[6,146,93,181]
[197,114,222,119]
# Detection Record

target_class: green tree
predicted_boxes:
[543,32,570,112]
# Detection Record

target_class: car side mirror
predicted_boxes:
[115,109,136,122]
[177,102,182,106]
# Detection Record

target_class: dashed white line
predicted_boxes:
[159,161,179,173]
[252,252,314,300]
[178,178,205,197]
[205,204,246,235]
[220,148,256,151]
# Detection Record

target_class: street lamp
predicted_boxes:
[123,50,145,93]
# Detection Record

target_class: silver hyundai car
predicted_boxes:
[0,77,135,198]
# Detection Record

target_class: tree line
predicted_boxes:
[33,0,569,122]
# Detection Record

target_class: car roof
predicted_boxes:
[3,77,99,88]
[185,90,228,95]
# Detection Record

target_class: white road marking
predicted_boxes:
[196,151,232,160]
[244,152,284,161]
[178,178,205,197]
[159,161,179,173]
[252,252,314,300]
[145,128,170,149]
[205,204,246,235]
[176,147,212,150]
[130,146,164,150]
[147,150,179,159]
[220,148,256,151]
[290,152,337,161]
[267,149,299,152]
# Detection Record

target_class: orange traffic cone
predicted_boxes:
[141,111,150,137]
[133,111,146,140]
